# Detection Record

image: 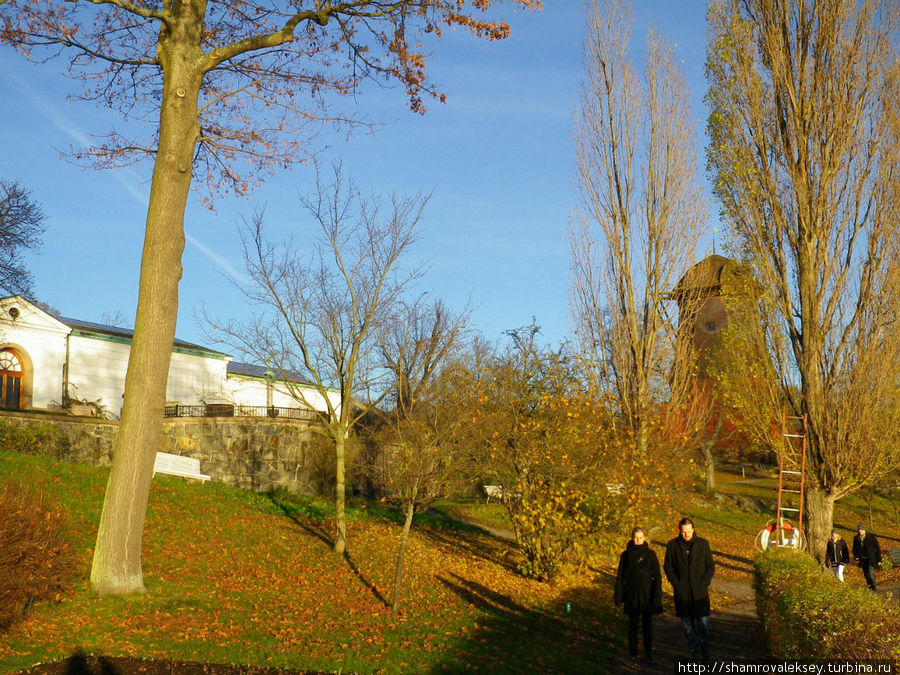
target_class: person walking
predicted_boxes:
[664,517,715,662]
[852,523,882,591]
[825,530,850,581]
[614,527,663,663]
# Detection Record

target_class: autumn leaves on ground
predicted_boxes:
[0,451,621,674]
[3,450,900,673]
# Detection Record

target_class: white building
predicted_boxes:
[0,295,336,419]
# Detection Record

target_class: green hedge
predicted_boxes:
[754,550,900,660]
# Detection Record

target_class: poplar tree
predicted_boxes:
[707,0,900,561]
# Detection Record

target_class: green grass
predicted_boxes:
[433,498,513,532]
[0,450,622,674]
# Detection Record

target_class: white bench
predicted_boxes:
[606,482,625,495]
[483,485,520,503]
[483,485,503,503]
[153,452,211,482]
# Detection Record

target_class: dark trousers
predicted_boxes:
[860,560,877,591]
[628,611,653,657]
[681,615,710,660]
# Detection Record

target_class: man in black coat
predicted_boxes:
[664,517,715,662]
[852,523,882,591]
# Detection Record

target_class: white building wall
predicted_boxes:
[67,338,234,418]
[0,298,69,409]
[223,375,268,407]
[66,335,131,417]
[224,375,339,413]
[165,350,229,405]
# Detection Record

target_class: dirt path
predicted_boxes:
[611,577,765,673]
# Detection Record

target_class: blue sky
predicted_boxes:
[0,2,714,352]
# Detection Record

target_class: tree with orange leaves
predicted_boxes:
[0,0,540,595]
[470,326,626,582]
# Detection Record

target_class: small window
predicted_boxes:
[0,350,22,372]
[706,321,716,332]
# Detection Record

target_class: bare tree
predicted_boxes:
[0,0,538,594]
[569,0,705,456]
[0,180,45,298]
[373,299,469,612]
[707,0,900,561]
[208,165,426,556]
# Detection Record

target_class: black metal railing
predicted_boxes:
[163,404,322,422]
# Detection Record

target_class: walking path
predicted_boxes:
[611,577,765,673]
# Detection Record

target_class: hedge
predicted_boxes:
[754,550,900,660]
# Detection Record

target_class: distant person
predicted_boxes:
[825,530,850,581]
[852,523,882,591]
[664,517,715,662]
[614,527,663,663]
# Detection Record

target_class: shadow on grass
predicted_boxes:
[267,493,333,549]
[62,652,118,675]
[266,492,390,607]
[343,551,389,608]
[428,573,622,674]
[587,564,618,584]
[417,525,520,575]
[712,550,754,575]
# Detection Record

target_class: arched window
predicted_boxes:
[0,349,23,409]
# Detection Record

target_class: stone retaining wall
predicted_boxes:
[0,412,323,494]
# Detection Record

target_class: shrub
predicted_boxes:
[0,484,73,631]
[0,420,67,458]
[755,550,900,660]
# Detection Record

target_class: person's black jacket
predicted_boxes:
[614,540,663,616]
[663,534,715,618]
[852,532,882,566]
[825,538,850,567]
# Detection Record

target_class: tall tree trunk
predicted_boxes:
[90,32,202,594]
[804,486,834,565]
[703,445,716,493]
[334,429,347,554]
[392,500,415,612]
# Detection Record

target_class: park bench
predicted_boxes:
[483,485,521,503]
[152,452,211,482]
[606,482,624,495]
[483,485,503,503]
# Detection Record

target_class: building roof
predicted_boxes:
[55,315,230,359]
[227,361,315,387]
[671,255,762,301]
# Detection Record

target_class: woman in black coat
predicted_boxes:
[825,530,850,581]
[614,526,663,662]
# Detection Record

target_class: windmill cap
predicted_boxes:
[858,523,866,530]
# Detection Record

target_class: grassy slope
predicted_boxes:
[0,451,622,674]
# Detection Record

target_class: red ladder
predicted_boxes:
[775,414,807,549]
